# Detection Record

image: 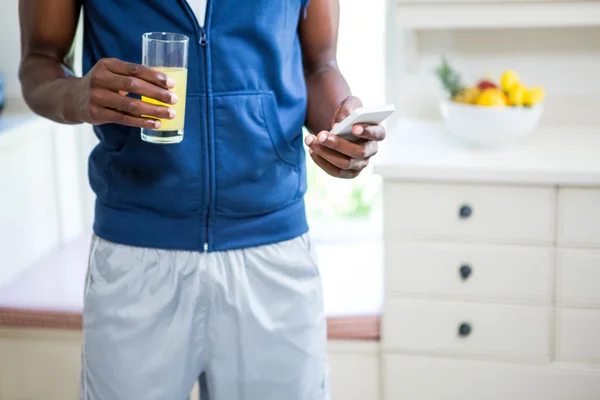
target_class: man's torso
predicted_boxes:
[83,0,310,253]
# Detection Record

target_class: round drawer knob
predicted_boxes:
[459,204,472,219]
[459,264,472,280]
[458,323,472,337]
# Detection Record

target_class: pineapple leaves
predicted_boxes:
[435,57,464,98]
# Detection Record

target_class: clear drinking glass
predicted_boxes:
[141,32,189,144]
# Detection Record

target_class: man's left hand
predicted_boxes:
[304,96,386,179]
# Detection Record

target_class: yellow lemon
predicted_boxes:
[500,70,520,92]
[508,84,527,106]
[524,87,545,106]
[476,88,508,107]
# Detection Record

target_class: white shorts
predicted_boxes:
[81,234,329,400]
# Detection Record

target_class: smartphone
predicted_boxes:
[330,104,396,142]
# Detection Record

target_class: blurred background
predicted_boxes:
[1,0,599,399]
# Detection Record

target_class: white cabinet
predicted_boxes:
[558,188,600,247]
[384,355,600,400]
[376,126,600,399]
[557,308,600,365]
[327,341,380,400]
[394,0,600,29]
[558,249,600,307]
[0,329,379,400]
[0,329,82,400]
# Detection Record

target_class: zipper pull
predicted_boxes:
[199,27,208,46]
[204,242,209,252]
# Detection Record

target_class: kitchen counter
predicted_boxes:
[376,118,600,399]
[374,119,600,187]
[0,98,41,135]
[0,233,382,340]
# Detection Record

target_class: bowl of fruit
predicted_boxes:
[436,58,545,148]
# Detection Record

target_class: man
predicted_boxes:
[19,0,386,399]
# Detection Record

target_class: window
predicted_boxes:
[305,0,386,225]
[305,0,386,317]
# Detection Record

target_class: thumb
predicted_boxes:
[332,96,362,128]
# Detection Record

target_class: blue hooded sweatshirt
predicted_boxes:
[83,0,311,252]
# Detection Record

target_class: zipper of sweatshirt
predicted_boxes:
[199,24,211,252]
[178,0,212,252]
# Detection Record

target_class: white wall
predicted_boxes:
[0,120,61,284]
[0,0,23,100]
[338,0,386,107]
[0,6,95,285]
[386,16,600,127]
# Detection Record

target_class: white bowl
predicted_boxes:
[440,100,544,149]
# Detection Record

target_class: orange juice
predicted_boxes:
[142,67,188,131]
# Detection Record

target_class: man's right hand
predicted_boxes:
[19,0,180,127]
[75,58,177,129]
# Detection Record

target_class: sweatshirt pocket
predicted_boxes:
[213,91,301,216]
[105,94,204,217]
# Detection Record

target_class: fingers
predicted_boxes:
[308,96,386,179]
[310,152,360,180]
[102,58,175,89]
[82,58,182,127]
[311,131,378,159]
[308,140,370,171]
[305,131,372,179]
[90,107,162,129]
[106,75,177,105]
[92,89,175,120]
[93,59,177,105]
[352,124,386,141]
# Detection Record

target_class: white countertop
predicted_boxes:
[374,119,600,187]
[0,99,40,135]
[0,99,52,151]
[0,233,383,318]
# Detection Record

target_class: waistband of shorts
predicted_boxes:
[92,198,309,252]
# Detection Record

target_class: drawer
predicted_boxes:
[383,355,600,400]
[382,299,552,363]
[557,308,600,364]
[383,182,555,244]
[386,241,554,304]
[558,249,600,307]
[558,188,600,247]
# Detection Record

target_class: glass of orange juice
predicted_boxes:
[141,32,189,144]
